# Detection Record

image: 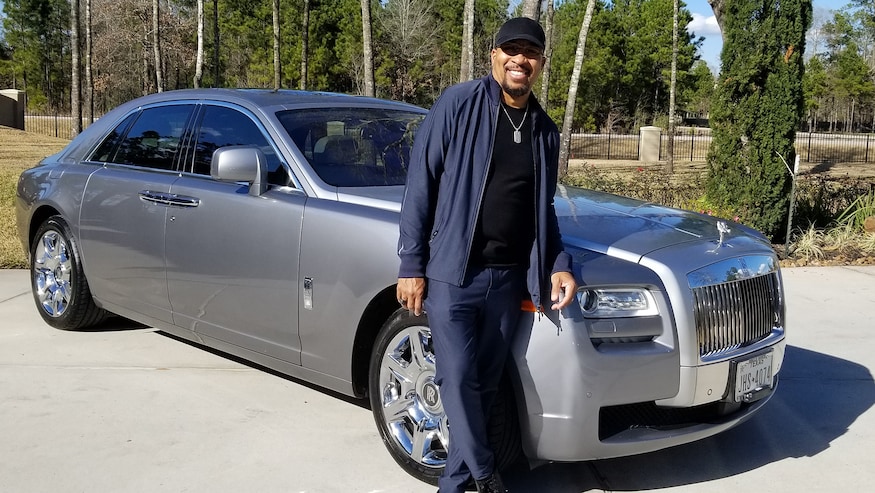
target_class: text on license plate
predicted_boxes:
[734,351,773,402]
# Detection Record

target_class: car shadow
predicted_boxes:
[73,315,150,332]
[503,345,875,491]
[156,330,371,410]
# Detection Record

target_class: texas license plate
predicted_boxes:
[734,350,773,402]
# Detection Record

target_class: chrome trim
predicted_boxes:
[687,255,778,288]
[691,265,784,362]
[138,190,201,208]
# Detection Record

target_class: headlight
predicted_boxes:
[577,288,659,318]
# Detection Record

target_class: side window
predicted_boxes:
[90,113,137,162]
[191,105,290,186]
[110,105,193,170]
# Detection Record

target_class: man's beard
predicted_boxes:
[502,81,531,99]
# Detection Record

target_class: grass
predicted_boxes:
[0,126,69,268]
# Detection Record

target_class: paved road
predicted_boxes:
[1,267,873,492]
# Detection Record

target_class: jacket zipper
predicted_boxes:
[458,100,500,286]
[531,111,543,315]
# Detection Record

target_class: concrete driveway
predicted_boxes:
[1,266,873,492]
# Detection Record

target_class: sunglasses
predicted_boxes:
[499,43,545,59]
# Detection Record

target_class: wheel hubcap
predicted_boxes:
[33,230,72,317]
[378,324,448,469]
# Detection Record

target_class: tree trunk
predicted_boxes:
[540,0,555,109]
[85,0,93,123]
[71,0,82,137]
[667,0,679,173]
[152,0,164,92]
[214,0,220,86]
[521,0,540,20]
[195,0,204,88]
[273,0,281,90]
[707,0,725,35]
[301,0,311,90]
[360,0,375,96]
[558,0,596,176]
[460,0,474,82]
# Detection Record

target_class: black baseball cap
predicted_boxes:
[495,17,546,50]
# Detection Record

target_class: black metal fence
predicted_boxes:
[23,114,96,139]
[571,128,875,164]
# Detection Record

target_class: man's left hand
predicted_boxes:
[550,271,578,311]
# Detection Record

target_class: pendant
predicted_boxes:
[513,130,522,144]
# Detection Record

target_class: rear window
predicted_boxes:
[277,107,424,187]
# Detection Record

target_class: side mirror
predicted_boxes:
[211,146,269,196]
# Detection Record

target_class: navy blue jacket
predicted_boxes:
[398,74,572,309]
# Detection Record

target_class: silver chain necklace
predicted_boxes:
[501,104,528,144]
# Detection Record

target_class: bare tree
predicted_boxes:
[540,0,554,109]
[85,0,94,123]
[71,0,82,136]
[214,0,220,86]
[301,0,310,90]
[667,0,678,173]
[361,0,375,96]
[379,0,437,101]
[152,0,164,92]
[194,0,204,88]
[273,0,281,90]
[558,0,596,176]
[460,0,474,82]
[521,0,540,20]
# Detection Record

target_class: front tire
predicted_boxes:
[30,216,107,330]
[368,309,521,485]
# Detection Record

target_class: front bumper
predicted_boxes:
[510,309,785,462]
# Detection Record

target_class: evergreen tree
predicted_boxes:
[706,0,812,240]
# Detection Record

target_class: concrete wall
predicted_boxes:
[0,90,26,130]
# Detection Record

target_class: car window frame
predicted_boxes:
[181,101,302,191]
[84,101,199,174]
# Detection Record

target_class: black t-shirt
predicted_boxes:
[470,103,536,267]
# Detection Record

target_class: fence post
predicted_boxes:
[689,127,694,161]
[607,131,612,159]
[639,126,661,162]
[867,134,871,163]
[807,131,812,162]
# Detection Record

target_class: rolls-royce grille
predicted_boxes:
[692,272,783,360]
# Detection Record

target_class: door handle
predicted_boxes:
[139,190,201,207]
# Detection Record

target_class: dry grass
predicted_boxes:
[0,126,70,268]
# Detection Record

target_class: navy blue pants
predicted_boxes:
[425,266,526,493]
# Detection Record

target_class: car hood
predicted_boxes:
[337,185,767,259]
[553,185,767,259]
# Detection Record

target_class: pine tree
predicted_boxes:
[706,0,812,239]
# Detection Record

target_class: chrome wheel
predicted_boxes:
[33,229,72,318]
[376,323,449,470]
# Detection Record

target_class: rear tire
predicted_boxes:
[368,308,521,485]
[30,216,107,330]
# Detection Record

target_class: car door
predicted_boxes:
[165,103,305,364]
[78,103,196,325]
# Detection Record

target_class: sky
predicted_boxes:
[686,0,843,73]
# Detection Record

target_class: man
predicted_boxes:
[397,17,577,493]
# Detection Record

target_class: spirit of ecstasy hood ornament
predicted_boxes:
[716,221,731,248]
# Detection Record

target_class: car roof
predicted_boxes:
[125,88,426,113]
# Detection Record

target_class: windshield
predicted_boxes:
[277,107,424,187]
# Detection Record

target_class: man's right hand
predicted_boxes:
[397,277,426,316]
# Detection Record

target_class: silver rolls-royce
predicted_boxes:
[15,89,785,484]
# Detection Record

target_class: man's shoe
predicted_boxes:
[474,473,507,493]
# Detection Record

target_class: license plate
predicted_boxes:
[734,351,773,402]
